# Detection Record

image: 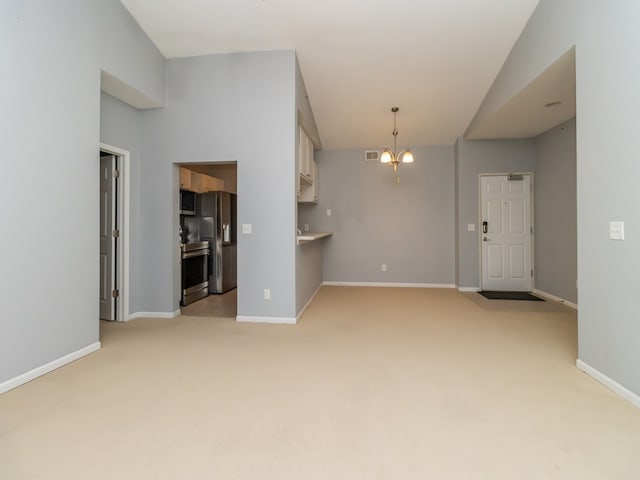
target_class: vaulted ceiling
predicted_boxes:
[119,0,541,149]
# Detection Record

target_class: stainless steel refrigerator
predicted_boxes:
[197,192,237,293]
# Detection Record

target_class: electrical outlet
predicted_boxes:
[242,224,252,234]
[395,176,400,184]
[263,289,271,300]
[381,264,387,272]
[609,221,624,240]
[326,209,332,217]
[304,224,310,231]
[467,224,475,232]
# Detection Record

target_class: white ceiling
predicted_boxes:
[119,0,540,149]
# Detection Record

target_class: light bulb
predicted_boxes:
[380,149,392,164]
[401,150,414,163]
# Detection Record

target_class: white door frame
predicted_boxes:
[100,142,130,322]
[478,172,535,291]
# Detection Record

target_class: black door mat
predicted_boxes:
[479,291,544,301]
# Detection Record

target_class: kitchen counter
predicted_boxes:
[297,232,332,245]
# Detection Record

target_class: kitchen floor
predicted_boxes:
[180,288,237,318]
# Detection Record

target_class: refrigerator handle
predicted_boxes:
[223,224,230,243]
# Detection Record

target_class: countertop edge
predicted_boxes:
[297,232,332,245]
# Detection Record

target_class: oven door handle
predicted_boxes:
[182,250,209,260]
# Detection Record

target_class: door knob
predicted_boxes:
[483,236,489,241]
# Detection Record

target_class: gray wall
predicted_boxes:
[534,118,577,303]
[298,146,455,285]
[139,51,298,319]
[454,140,460,286]
[296,242,324,314]
[0,0,164,385]
[471,0,640,397]
[575,2,640,396]
[99,92,144,314]
[455,138,537,289]
[97,1,165,106]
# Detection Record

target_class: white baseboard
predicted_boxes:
[533,289,578,310]
[297,283,322,321]
[458,286,481,292]
[322,281,455,289]
[0,342,101,395]
[128,310,181,320]
[236,316,297,325]
[576,359,640,409]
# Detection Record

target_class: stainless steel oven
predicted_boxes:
[181,241,209,305]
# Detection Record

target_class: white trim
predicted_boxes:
[458,286,481,292]
[236,316,297,324]
[297,283,322,321]
[533,289,578,310]
[0,342,101,395]
[128,310,181,320]
[576,359,640,409]
[322,281,456,288]
[100,143,130,323]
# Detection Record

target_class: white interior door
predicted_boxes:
[480,174,532,291]
[100,155,117,320]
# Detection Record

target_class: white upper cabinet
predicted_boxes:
[299,161,319,204]
[297,125,319,203]
[298,126,313,184]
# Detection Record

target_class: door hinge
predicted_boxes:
[112,229,120,238]
[112,169,120,178]
[112,289,119,298]
[531,269,534,278]
[531,226,533,234]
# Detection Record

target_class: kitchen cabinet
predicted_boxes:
[201,174,224,192]
[298,126,313,185]
[179,167,190,188]
[179,167,224,193]
[179,167,201,192]
[298,160,318,204]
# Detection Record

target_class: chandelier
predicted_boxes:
[380,107,414,171]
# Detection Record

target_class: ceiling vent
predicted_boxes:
[364,150,380,162]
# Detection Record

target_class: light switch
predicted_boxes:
[326,209,332,217]
[609,221,624,240]
[242,224,252,235]
[467,224,476,232]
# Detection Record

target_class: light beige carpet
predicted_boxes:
[1,287,639,479]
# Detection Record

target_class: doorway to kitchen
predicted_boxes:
[99,143,130,322]
[178,162,238,319]
[480,173,534,292]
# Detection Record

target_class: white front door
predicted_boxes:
[480,174,532,291]
[100,154,117,320]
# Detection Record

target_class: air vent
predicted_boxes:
[364,150,380,162]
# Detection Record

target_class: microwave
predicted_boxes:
[180,190,197,215]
